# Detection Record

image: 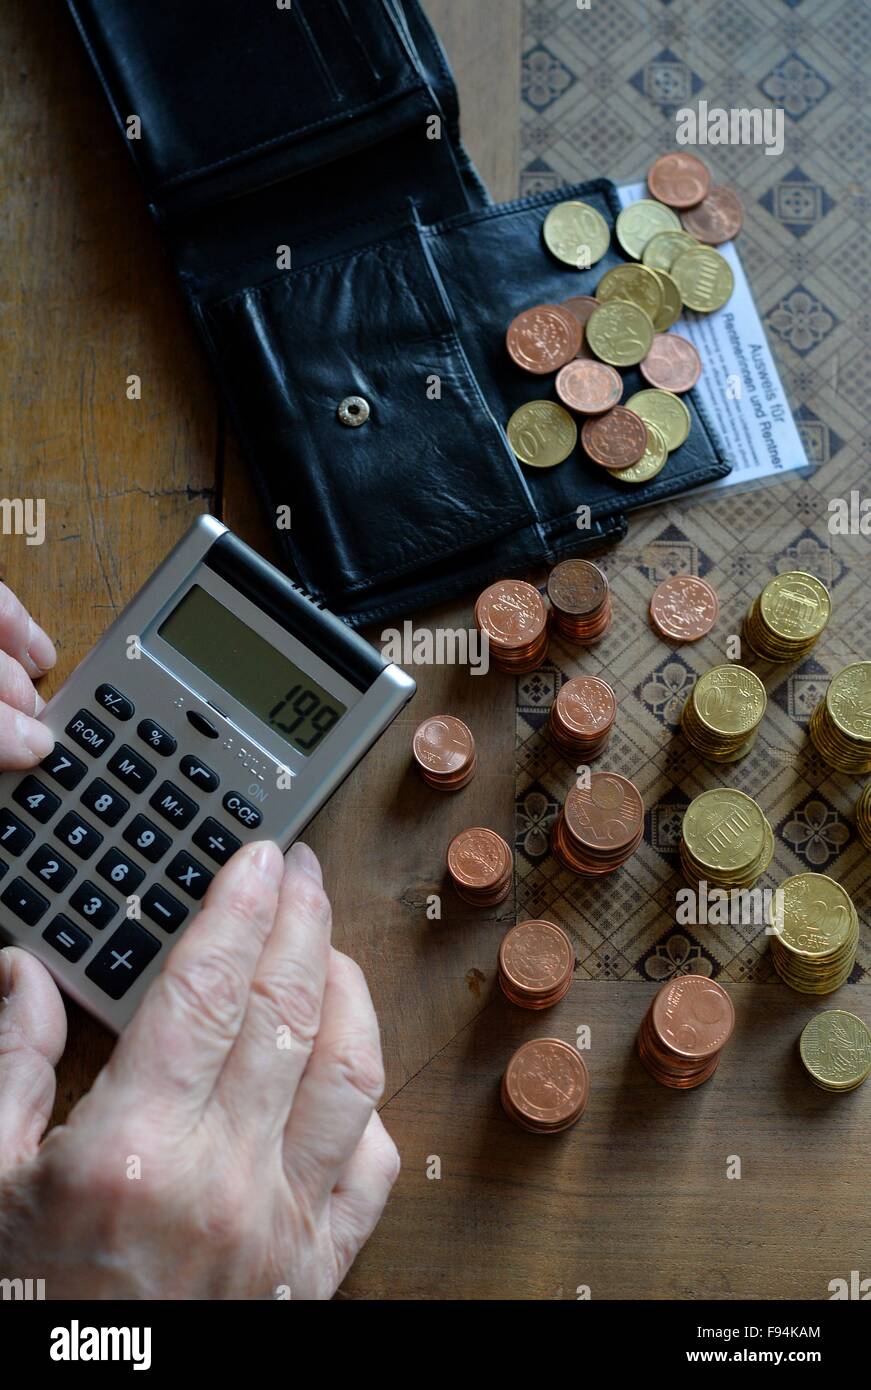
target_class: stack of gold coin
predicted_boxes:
[546,558,612,643]
[475,578,549,675]
[680,664,767,762]
[446,826,513,907]
[855,782,871,849]
[412,715,477,791]
[501,1038,589,1133]
[799,1010,871,1093]
[548,675,616,761]
[637,977,735,1090]
[809,662,871,774]
[680,788,773,891]
[769,873,859,995]
[497,920,575,1009]
[552,771,644,876]
[743,572,831,662]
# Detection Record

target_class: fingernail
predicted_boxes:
[250,840,284,889]
[288,840,323,883]
[0,949,12,999]
[26,620,57,675]
[15,712,54,760]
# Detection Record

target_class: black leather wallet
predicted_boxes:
[67,0,730,625]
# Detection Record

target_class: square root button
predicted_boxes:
[85,920,161,1000]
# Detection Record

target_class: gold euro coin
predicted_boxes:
[670,246,734,312]
[585,301,654,367]
[692,665,767,737]
[507,400,577,468]
[595,264,663,323]
[826,661,871,743]
[800,1011,871,1092]
[773,874,855,959]
[648,268,683,330]
[682,788,767,876]
[760,572,831,645]
[856,782,871,850]
[615,200,681,260]
[611,421,669,484]
[641,229,699,271]
[624,388,690,451]
[543,201,611,268]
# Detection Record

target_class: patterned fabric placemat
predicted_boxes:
[514,0,870,984]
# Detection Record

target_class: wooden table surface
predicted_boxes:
[3,0,867,1300]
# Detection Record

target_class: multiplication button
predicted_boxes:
[85,920,161,1000]
[166,851,212,900]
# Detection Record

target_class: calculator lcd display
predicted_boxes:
[157,585,347,756]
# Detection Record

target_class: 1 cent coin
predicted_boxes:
[651,976,735,1059]
[413,715,475,775]
[640,332,702,393]
[581,406,648,470]
[506,304,582,374]
[555,359,623,414]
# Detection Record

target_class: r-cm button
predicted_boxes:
[65,709,115,757]
[222,791,262,829]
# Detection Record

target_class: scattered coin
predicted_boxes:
[650,574,719,640]
[506,303,582,373]
[412,714,477,791]
[648,268,683,330]
[624,388,690,451]
[555,359,623,414]
[610,420,669,484]
[543,200,611,268]
[581,406,649,470]
[561,294,601,327]
[640,332,702,393]
[641,228,700,272]
[647,152,712,209]
[615,198,681,259]
[507,399,577,468]
[595,263,663,324]
[501,1038,589,1133]
[680,186,744,244]
[670,246,734,312]
[585,300,654,366]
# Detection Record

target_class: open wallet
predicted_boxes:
[67,0,730,625]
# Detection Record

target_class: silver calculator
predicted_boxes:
[0,516,415,1032]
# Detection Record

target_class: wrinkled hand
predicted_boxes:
[0,841,399,1299]
[0,581,56,767]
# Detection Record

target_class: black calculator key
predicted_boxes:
[40,743,87,791]
[192,817,241,867]
[107,744,156,793]
[123,814,171,863]
[55,811,103,861]
[166,851,212,901]
[85,920,161,1000]
[70,880,119,930]
[1,876,49,927]
[27,844,76,892]
[13,776,61,825]
[186,709,219,739]
[141,884,188,934]
[0,810,35,856]
[138,719,176,756]
[96,848,144,893]
[222,791,262,829]
[80,778,130,827]
[65,709,114,757]
[150,780,198,830]
[43,915,91,963]
[0,859,8,882]
[95,684,134,721]
[180,755,219,792]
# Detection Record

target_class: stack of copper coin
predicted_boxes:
[809,662,871,774]
[412,714,477,791]
[548,675,616,761]
[501,1038,589,1133]
[446,826,513,907]
[855,782,871,851]
[497,920,575,1010]
[551,771,644,876]
[546,558,611,644]
[637,977,735,1089]
[475,578,548,674]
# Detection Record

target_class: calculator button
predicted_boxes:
[12,776,61,825]
[40,743,87,791]
[123,814,171,863]
[85,920,161,1000]
[55,811,103,861]
[95,684,134,721]
[137,719,176,756]
[107,744,156,793]
[65,709,115,757]
[27,844,76,892]
[166,851,213,900]
[222,791,263,829]
[149,780,198,830]
[0,859,8,881]
[192,817,242,867]
[180,755,219,792]
[141,884,188,934]
[186,709,220,739]
[43,915,91,963]
[81,778,130,827]
[96,848,144,893]
[1,876,50,927]
[0,810,35,856]
[69,880,119,930]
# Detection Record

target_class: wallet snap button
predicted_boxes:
[338,395,370,427]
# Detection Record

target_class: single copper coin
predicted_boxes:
[502,1038,589,1132]
[555,359,623,414]
[446,826,511,890]
[413,715,474,775]
[581,407,648,470]
[650,575,719,641]
[476,579,547,649]
[506,304,582,374]
[647,152,711,209]
[563,772,644,853]
[547,559,608,617]
[555,676,616,737]
[561,294,600,327]
[680,186,743,244]
[651,976,735,1059]
[639,332,702,393]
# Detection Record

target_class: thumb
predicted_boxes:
[0,947,67,1173]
